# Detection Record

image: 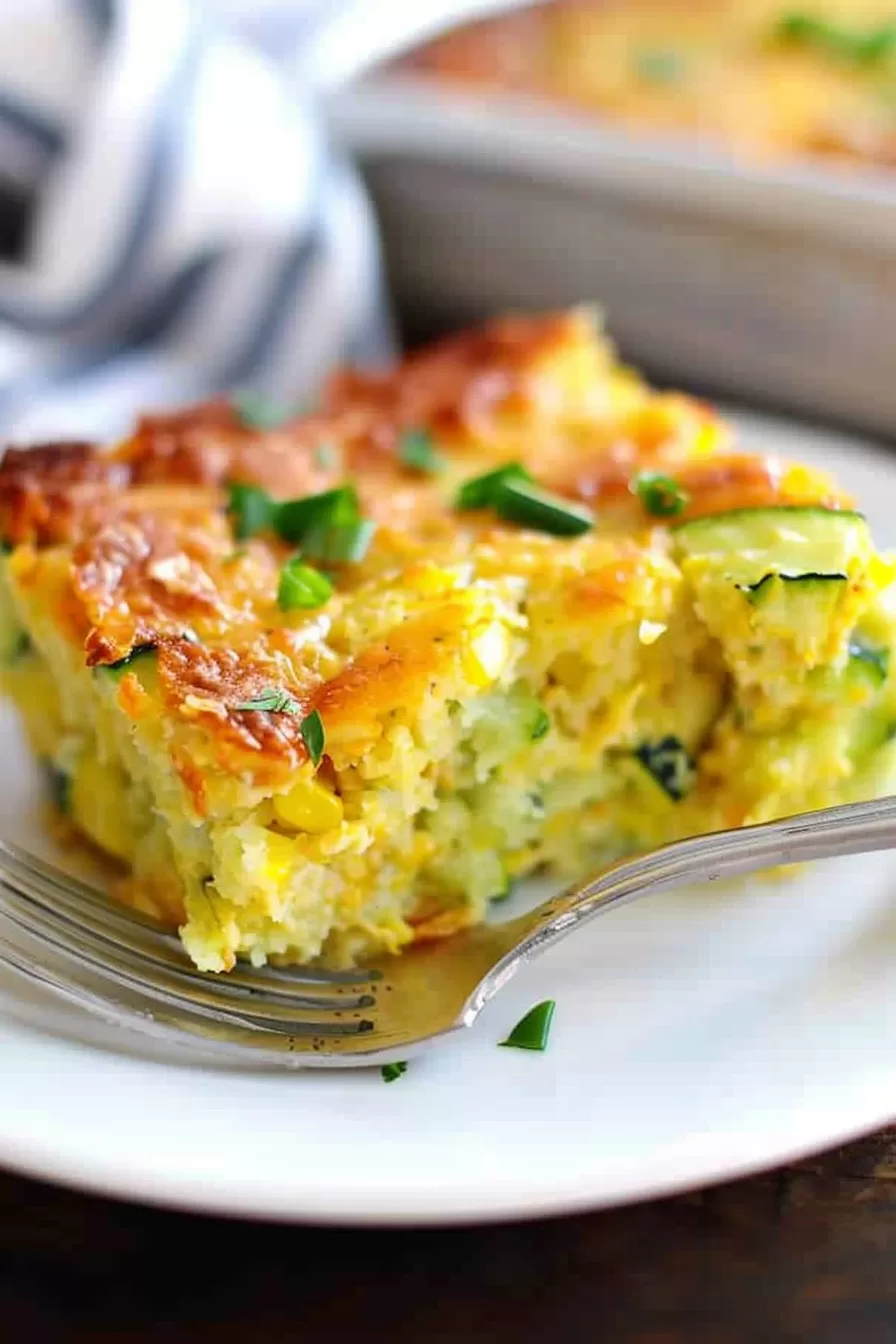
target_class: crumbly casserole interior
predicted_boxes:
[405,0,896,169]
[1,310,895,971]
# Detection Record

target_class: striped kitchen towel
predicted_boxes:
[0,0,526,443]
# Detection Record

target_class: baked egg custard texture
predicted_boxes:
[1,310,895,971]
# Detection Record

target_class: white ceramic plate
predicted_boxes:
[3,407,896,1226]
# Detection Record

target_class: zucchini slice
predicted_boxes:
[633,736,695,801]
[847,639,890,689]
[674,506,869,584]
[99,642,158,680]
[673,506,877,696]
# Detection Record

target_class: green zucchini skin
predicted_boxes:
[99,643,158,680]
[672,505,866,535]
[847,639,890,689]
[633,736,695,801]
[739,572,847,606]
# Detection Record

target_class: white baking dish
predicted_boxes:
[328,76,896,436]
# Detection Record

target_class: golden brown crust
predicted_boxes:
[0,442,131,547]
[72,515,233,665]
[158,639,312,772]
[0,311,851,792]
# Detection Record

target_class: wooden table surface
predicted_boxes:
[4,1128,896,1343]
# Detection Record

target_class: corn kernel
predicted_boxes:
[261,831,297,883]
[691,419,729,458]
[463,622,510,687]
[638,619,667,645]
[406,564,457,597]
[273,778,344,833]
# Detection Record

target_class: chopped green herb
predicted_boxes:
[313,443,338,470]
[277,557,334,612]
[228,482,279,540]
[222,547,248,566]
[232,391,291,431]
[634,736,695,801]
[234,687,301,715]
[277,485,359,545]
[773,12,896,65]
[227,480,376,564]
[529,705,551,741]
[304,518,377,566]
[398,428,444,475]
[300,708,325,766]
[456,462,533,511]
[634,47,687,84]
[499,1000,556,1052]
[0,539,13,555]
[494,479,594,537]
[456,463,592,535]
[381,1061,408,1083]
[633,471,690,518]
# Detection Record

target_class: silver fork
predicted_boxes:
[2,793,896,1069]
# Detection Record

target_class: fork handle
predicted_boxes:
[514,793,896,961]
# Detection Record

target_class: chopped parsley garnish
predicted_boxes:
[398,428,444,475]
[632,471,690,518]
[226,481,377,563]
[529,705,551,741]
[234,687,301,715]
[381,1061,408,1083]
[634,47,687,84]
[456,462,533,511]
[277,557,334,611]
[634,736,695,801]
[773,12,896,65]
[499,1000,556,1052]
[300,708,325,767]
[456,463,594,536]
[231,391,292,431]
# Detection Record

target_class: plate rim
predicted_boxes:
[0,1081,893,1225]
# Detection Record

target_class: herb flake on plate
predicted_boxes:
[499,1000,557,1052]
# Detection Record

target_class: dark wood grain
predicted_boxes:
[4,1128,896,1343]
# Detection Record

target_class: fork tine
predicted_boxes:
[0,920,377,1062]
[0,840,376,996]
[0,881,379,1035]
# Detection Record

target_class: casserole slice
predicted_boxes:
[1,310,894,970]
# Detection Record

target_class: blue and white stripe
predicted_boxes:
[0,0,528,443]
